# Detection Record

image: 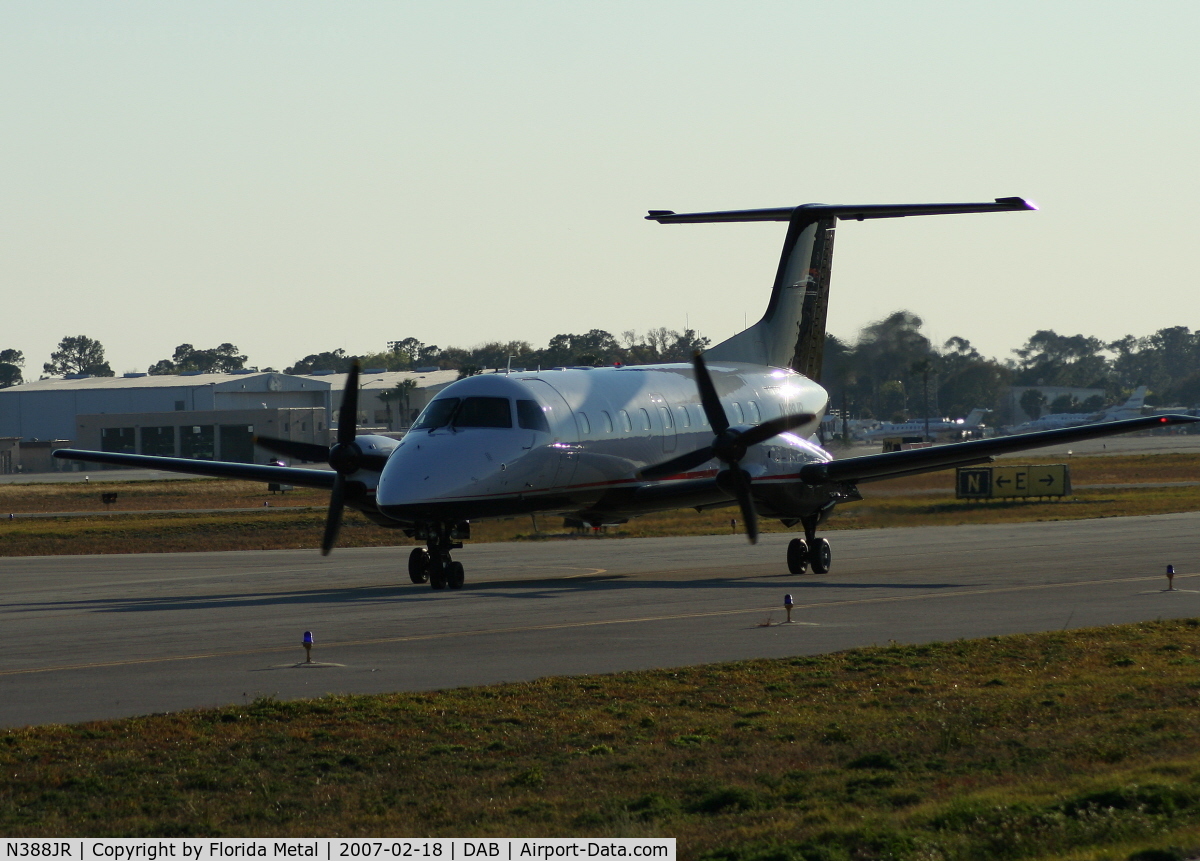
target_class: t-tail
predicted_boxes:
[647,197,1036,379]
[1104,385,1149,418]
[963,408,988,427]
[1120,385,1148,412]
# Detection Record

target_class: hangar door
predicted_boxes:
[219,424,255,464]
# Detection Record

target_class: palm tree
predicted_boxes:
[377,379,418,430]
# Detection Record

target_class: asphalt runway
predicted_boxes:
[4,511,1200,728]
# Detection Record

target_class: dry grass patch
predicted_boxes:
[2,454,1199,557]
[0,478,325,513]
[7,621,1200,859]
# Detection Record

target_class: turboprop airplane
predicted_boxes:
[54,198,1199,589]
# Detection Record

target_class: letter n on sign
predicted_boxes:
[956,467,993,499]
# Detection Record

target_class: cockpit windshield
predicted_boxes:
[455,396,512,428]
[413,398,459,430]
[412,396,513,430]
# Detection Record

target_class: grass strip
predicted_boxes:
[6,620,1200,861]
[3,484,1200,556]
[3,454,1197,513]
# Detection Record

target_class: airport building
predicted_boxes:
[0,369,459,472]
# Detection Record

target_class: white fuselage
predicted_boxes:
[863,418,974,440]
[372,362,831,525]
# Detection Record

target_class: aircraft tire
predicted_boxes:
[408,548,430,584]
[787,538,809,575]
[446,561,465,590]
[429,559,447,590]
[809,538,832,575]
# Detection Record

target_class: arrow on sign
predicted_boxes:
[996,476,1011,487]
[1039,475,1055,485]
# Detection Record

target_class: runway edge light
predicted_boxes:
[303,630,314,663]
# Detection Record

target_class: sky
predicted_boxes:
[2,1,1197,376]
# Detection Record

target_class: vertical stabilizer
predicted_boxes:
[1104,385,1148,418]
[1122,385,1148,411]
[647,198,1036,379]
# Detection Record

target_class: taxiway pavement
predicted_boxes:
[3,512,1200,728]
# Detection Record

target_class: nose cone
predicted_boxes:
[377,430,530,521]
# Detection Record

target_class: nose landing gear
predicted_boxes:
[408,522,470,590]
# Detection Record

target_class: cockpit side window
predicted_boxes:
[516,399,551,432]
[413,398,460,430]
[454,397,513,428]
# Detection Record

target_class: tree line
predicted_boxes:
[284,328,712,376]
[6,317,1200,423]
[822,312,1200,423]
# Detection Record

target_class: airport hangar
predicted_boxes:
[0,368,458,472]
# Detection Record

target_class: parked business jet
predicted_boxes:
[1009,386,1149,434]
[55,199,1198,589]
[863,408,990,442]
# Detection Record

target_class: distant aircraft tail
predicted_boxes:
[647,198,1035,379]
[1122,385,1148,411]
[963,408,988,426]
[1105,385,1148,416]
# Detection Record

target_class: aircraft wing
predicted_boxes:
[52,449,338,490]
[800,415,1200,485]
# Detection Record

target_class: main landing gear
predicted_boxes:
[407,522,470,590]
[786,513,832,576]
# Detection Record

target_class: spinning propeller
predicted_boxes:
[255,361,383,555]
[639,353,815,544]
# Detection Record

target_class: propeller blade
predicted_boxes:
[337,362,361,447]
[253,435,330,463]
[321,474,346,556]
[639,445,717,480]
[735,412,818,448]
[727,465,758,544]
[692,352,730,434]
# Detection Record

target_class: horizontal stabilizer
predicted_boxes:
[668,195,1036,373]
[646,197,1036,224]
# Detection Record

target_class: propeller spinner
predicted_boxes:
[639,353,815,544]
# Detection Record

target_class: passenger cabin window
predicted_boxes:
[577,412,591,434]
[639,408,652,430]
[696,405,709,427]
[731,402,745,424]
[601,411,614,433]
[678,406,691,428]
[619,410,633,432]
[517,399,550,433]
[658,406,673,429]
[748,400,761,424]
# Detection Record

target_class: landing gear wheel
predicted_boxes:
[408,548,430,584]
[809,538,832,575]
[787,538,809,575]
[428,559,447,590]
[446,560,465,590]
